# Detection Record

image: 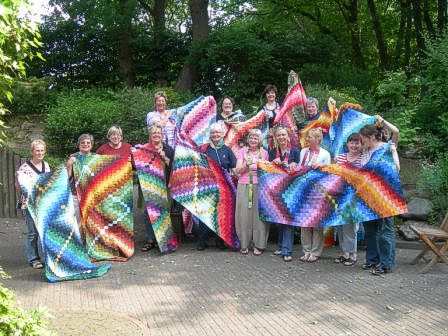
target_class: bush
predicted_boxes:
[0,266,54,336]
[4,77,55,115]
[44,87,194,157]
[418,153,448,223]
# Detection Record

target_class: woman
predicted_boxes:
[140,125,175,251]
[235,129,269,255]
[258,85,281,129]
[146,91,177,148]
[333,133,363,266]
[96,125,131,158]
[268,127,300,262]
[216,96,246,124]
[15,139,51,269]
[374,114,400,145]
[66,134,94,225]
[299,128,331,262]
[196,122,237,250]
[359,124,400,275]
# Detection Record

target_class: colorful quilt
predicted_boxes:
[73,154,134,261]
[173,95,217,146]
[258,143,407,227]
[17,167,111,282]
[330,105,376,157]
[170,134,240,249]
[223,109,267,152]
[131,144,179,253]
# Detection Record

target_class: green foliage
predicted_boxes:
[0,0,43,143]
[417,34,448,155]
[3,77,55,115]
[0,266,54,336]
[303,83,365,110]
[44,87,194,157]
[370,71,421,148]
[418,153,448,223]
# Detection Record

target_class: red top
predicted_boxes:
[96,142,132,157]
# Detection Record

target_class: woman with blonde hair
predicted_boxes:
[235,129,269,255]
[268,126,301,261]
[15,139,51,269]
[96,125,131,158]
[146,91,177,148]
[298,128,331,262]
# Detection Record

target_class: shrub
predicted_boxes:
[44,87,194,157]
[418,153,448,223]
[0,266,54,336]
[4,77,55,115]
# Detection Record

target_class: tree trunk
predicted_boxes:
[423,0,435,38]
[410,0,426,55]
[404,0,412,67]
[339,0,365,69]
[138,0,166,48]
[394,0,407,66]
[438,0,447,33]
[175,0,209,91]
[118,0,135,87]
[366,0,388,70]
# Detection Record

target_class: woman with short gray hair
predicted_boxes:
[235,128,269,255]
[96,125,131,157]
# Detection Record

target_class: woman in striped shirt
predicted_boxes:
[333,132,363,266]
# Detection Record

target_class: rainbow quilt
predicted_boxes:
[173,95,217,146]
[330,105,375,157]
[73,154,134,261]
[258,143,407,227]
[223,109,267,152]
[170,134,240,248]
[17,167,111,282]
[131,144,179,253]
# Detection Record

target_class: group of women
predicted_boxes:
[16,86,400,277]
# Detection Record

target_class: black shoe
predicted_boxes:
[197,242,207,251]
[371,266,392,275]
[361,262,377,270]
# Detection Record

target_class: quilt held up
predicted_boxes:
[131,144,179,253]
[258,143,407,227]
[17,167,111,282]
[73,154,134,261]
[170,134,240,249]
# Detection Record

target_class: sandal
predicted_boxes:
[307,255,319,263]
[31,261,44,269]
[299,254,310,262]
[141,241,156,252]
[283,255,293,262]
[334,255,348,264]
[343,258,357,266]
[240,248,249,255]
[253,248,263,256]
[273,249,282,256]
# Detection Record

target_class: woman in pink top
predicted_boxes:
[235,129,269,255]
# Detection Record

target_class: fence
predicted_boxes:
[0,148,25,218]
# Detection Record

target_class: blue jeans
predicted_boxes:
[278,224,295,256]
[22,209,40,264]
[336,223,358,254]
[364,217,396,269]
[196,216,222,246]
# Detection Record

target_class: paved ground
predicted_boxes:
[1,217,447,336]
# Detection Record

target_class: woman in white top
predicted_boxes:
[298,128,331,262]
[15,139,51,269]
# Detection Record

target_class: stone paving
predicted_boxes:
[1,217,447,336]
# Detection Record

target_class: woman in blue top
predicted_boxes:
[196,122,237,250]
